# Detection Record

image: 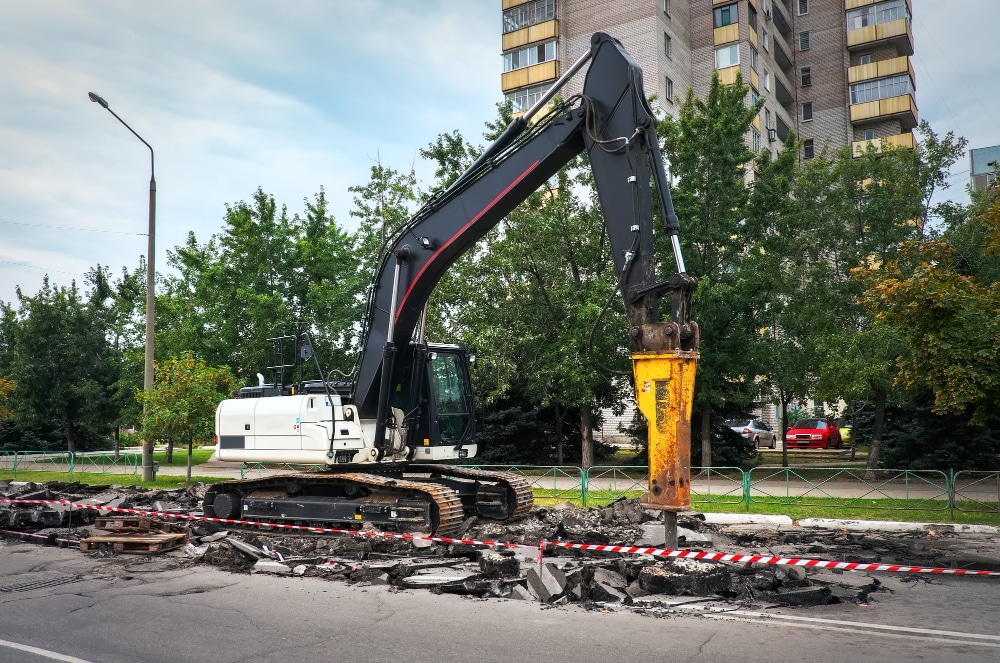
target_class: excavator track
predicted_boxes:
[418,465,534,522]
[203,472,466,538]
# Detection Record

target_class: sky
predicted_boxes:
[1,0,998,306]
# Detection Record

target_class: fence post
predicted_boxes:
[948,468,955,520]
[69,451,75,480]
[581,468,588,508]
[743,469,751,510]
[12,451,18,479]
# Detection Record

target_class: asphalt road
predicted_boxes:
[2,540,999,663]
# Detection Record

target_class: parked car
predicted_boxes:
[785,417,842,449]
[834,419,852,445]
[726,418,777,449]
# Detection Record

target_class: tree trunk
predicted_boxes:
[865,387,887,479]
[66,425,77,455]
[165,439,173,464]
[700,401,711,468]
[580,403,594,471]
[554,407,565,465]
[186,435,193,483]
[113,427,120,460]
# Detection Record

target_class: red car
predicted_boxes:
[785,417,843,449]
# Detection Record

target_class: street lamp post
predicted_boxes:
[88,92,157,482]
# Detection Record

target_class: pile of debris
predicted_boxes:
[3,478,996,611]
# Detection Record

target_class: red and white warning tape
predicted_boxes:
[541,540,1000,577]
[3,497,999,577]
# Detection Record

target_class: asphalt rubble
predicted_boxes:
[3,479,1000,613]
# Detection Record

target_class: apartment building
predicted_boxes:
[500,0,917,161]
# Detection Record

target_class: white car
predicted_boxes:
[726,418,777,449]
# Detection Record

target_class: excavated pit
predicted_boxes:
[3,479,999,611]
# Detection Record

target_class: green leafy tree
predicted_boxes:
[658,72,767,466]
[8,277,117,452]
[138,352,238,481]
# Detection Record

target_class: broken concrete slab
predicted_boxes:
[702,513,794,527]
[635,523,713,547]
[526,563,567,602]
[252,559,292,575]
[226,537,265,559]
[507,584,534,601]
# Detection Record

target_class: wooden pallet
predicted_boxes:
[79,532,186,554]
[94,516,188,534]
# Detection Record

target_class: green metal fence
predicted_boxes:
[746,466,950,511]
[583,466,746,507]
[951,471,1000,513]
[0,450,139,485]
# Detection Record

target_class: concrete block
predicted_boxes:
[771,585,833,607]
[508,584,534,601]
[638,566,690,595]
[479,552,520,578]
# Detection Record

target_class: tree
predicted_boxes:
[8,277,117,452]
[658,72,768,466]
[139,353,238,481]
[859,188,1000,426]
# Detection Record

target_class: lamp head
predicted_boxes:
[88,92,109,108]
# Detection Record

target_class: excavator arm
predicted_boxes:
[356,33,696,399]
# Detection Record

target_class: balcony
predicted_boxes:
[846,18,913,56]
[772,2,792,37]
[851,131,916,157]
[776,116,790,142]
[717,65,741,86]
[848,55,915,85]
[714,23,739,45]
[502,19,558,51]
[775,76,795,112]
[850,93,918,130]
[501,61,559,93]
[773,39,794,74]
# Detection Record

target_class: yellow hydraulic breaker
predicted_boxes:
[633,349,698,541]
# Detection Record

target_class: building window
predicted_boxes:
[762,28,770,52]
[859,53,872,65]
[803,139,815,159]
[864,128,875,140]
[802,102,813,121]
[798,0,809,16]
[664,33,672,58]
[749,4,758,30]
[714,3,738,28]
[750,45,759,72]
[715,44,740,69]
[666,77,674,103]
[800,67,812,87]
[846,0,909,32]
[503,40,558,72]
[502,0,555,34]
[663,0,670,16]
[799,31,811,51]
[849,73,912,104]
[751,86,760,106]
[763,68,771,91]
[752,128,761,153]
[505,83,553,113]
[764,108,771,130]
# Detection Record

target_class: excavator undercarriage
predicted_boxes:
[202,466,533,537]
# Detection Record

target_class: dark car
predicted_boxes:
[785,417,842,449]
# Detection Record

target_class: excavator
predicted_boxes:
[203,33,699,538]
